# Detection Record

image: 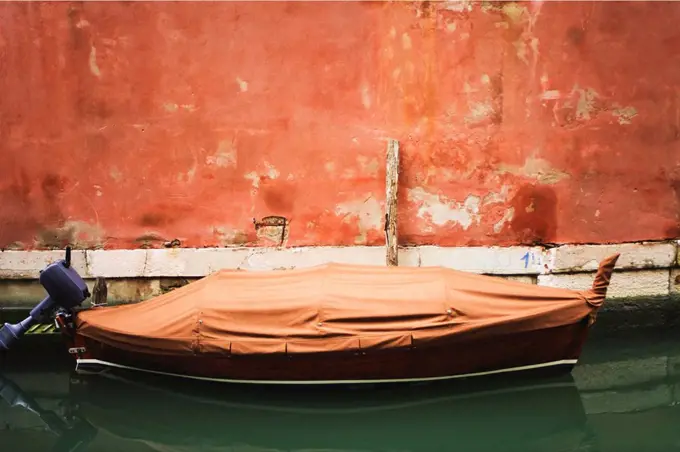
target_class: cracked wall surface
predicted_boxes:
[1,1,680,250]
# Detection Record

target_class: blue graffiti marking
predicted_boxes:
[520,252,538,268]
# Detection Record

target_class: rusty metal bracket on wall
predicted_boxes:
[253,215,288,247]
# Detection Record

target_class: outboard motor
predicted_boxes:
[0,246,90,350]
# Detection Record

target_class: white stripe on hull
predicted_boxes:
[75,358,578,385]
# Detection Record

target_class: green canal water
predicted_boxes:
[1,325,680,452]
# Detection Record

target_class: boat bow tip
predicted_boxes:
[580,253,619,326]
[591,253,620,296]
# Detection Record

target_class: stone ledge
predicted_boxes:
[668,268,680,297]
[546,242,676,273]
[0,245,544,279]
[0,250,88,279]
[415,245,544,275]
[537,269,670,299]
[0,242,676,291]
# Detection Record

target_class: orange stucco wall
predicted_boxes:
[2,1,680,250]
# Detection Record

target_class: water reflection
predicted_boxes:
[2,370,592,452]
[2,328,680,452]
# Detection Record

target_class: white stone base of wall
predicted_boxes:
[1,241,678,305]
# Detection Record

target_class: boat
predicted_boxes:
[1,247,620,385]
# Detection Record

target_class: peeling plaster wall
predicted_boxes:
[1,1,680,250]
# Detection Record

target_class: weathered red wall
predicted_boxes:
[2,1,680,250]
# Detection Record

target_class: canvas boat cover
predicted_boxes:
[75,254,620,356]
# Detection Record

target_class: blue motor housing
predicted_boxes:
[36,247,90,314]
[0,247,90,350]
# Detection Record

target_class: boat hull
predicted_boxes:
[66,316,592,385]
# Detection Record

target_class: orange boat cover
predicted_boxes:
[75,254,620,356]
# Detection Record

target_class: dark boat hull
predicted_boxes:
[66,317,592,385]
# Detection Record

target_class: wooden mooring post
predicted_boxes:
[385,139,399,266]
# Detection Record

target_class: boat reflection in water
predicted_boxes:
[0,369,593,452]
